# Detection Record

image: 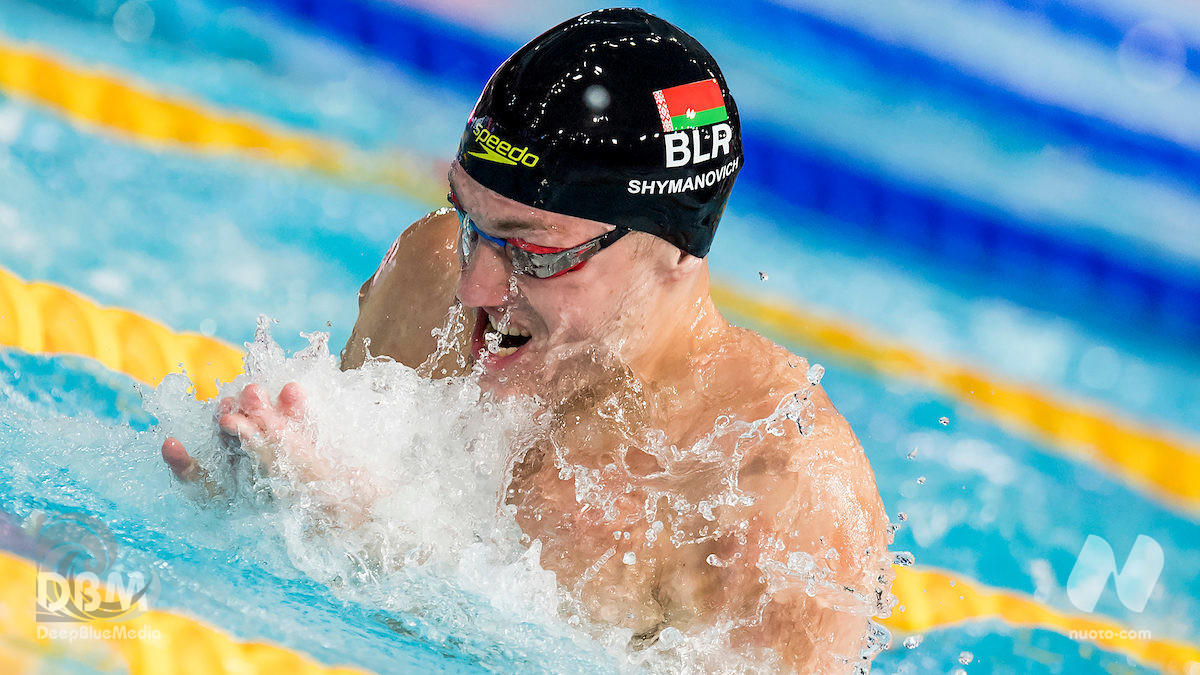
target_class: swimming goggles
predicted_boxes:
[448,194,629,279]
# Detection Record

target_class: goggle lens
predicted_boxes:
[448,194,627,279]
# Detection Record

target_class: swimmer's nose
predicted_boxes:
[455,240,512,308]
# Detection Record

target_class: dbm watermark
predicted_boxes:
[30,511,159,631]
[1066,534,1163,613]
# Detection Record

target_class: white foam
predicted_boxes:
[146,320,896,672]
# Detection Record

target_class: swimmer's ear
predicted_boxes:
[672,249,705,274]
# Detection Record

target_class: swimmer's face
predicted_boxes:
[449,162,675,396]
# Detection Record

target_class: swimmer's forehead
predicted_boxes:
[448,174,608,239]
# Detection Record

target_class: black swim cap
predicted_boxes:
[455,8,742,258]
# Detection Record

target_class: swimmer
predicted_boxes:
[161,9,892,672]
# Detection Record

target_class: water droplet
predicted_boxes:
[805,363,824,386]
[706,554,727,567]
[906,448,918,460]
[758,271,768,281]
[892,551,915,567]
[584,84,611,112]
[622,552,636,565]
[916,476,926,485]
[938,416,950,426]
[958,651,974,665]
[897,511,908,521]
[658,626,683,646]
[113,0,155,43]
[903,635,923,649]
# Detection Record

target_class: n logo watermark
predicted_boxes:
[1066,534,1163,613]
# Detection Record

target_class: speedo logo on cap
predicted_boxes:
[468,121,540,167]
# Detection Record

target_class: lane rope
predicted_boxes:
[0,37,447,204]
[0,266,242,400]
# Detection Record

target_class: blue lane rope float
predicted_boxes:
[236,0,1200,345]
[660,0,1200,190]
[981,0,1200,80]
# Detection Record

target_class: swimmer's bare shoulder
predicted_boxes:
[674,328,891,670]
[340,209,472,373]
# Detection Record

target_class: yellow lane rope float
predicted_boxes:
[0,552,367,675]
[0,37,447,205]
[711,285,1200,514]
[0,266,241,400]
[889,567,1200,674]
[2,264,1194,673]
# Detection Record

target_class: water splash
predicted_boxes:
[144,322,896,672]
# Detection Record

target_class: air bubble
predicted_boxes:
[958,651,974,665]
[622,552,636,565]
[938,416,949,426]
[916,476,926,485]
[903,635,923,649]
[758,271,768,281]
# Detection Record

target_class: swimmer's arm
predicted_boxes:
[340,209,471,373]
[730,388,892,671]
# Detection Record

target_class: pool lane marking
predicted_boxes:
[0,266,241,400]
[0,37,446,204]
[711,284,1200,514]
[3,264,1195,672]
[0,551,370,674]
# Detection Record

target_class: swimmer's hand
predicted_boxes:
[162,383,375,529]
[160,382,315,489]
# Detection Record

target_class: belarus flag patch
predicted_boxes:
[652,78,728,132]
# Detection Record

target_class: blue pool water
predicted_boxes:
[1,0,1198,672]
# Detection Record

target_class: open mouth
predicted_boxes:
[472,308,532,363]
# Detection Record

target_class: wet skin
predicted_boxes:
[161,163,892,672]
